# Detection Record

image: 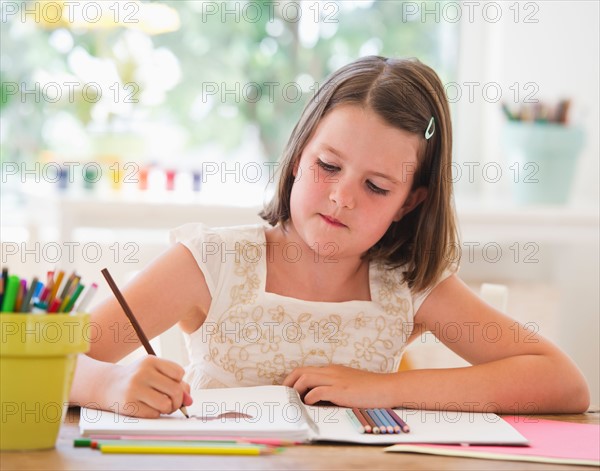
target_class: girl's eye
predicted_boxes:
[316,159,340,173]
[367,181,389,196]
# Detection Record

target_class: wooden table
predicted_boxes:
[1,408,598,471]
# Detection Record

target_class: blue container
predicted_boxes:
[502,122,585,204]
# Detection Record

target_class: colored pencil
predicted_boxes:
[91,439,250,449]
[14,279,26,312]
[380,408,401,434]
[20,277,38,313]
[87,434,298,446]
[101,268,189,419]
[0,267,6,308]
[373,408,395,434]
[345,409,364,434]
[351,408,371,433]
[48,270,64,304]
[385,408,410,433]
[367,409,387,434]
[59,273,76,300]
[359,408,379,434]
[98,444,273,455]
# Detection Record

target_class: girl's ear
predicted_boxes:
[393,187,428,222]
[292,157,300,177]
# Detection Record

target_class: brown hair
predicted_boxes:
[260,56,458,293]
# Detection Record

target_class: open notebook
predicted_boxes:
[79,385,528,445]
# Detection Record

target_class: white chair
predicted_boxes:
[158,324,189,366]
[399,282,508,371]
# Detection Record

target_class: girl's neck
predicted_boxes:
[264,222,371,303]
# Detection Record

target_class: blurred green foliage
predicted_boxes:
[0,1,457,164]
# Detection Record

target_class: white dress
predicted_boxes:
[170,223,450,390]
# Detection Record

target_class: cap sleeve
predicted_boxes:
[412,265,458,314]
[169,223,223,296]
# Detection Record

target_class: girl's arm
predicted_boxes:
[69,243,211,417]
[284,275,591,414]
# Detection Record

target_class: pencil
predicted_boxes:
[48,270,64,304]
[366,409,387,434]
[360,408,380,434]
[345,409,364,434]
[351,408,371,433]
[373,408,394,434]
[14,279,26,312]
[380,408,401,434]
[385,408,410,433]
[21,276,38,313]
[87,434,298,446]
[101,268,189,419]
[98,444,273,455]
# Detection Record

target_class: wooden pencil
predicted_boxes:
[385,408,410,433]
[351,408,371,433]
[380,408,401,434]
[360,409,380,434]
[345,409,364,434]
[101,268,189,419]
[373,408,395,434]
[366,409,387,434]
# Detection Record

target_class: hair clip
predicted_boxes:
[425,116,435,140]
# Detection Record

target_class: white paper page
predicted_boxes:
[80,385,314,441]
[307,406,529,445]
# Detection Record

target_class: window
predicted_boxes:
[1,1,458,206]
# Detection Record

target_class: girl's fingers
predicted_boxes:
[144,371,187,414]
[127,357,188,414]
[182,389,193,407]
[283,366,325,387]
[153,357,186,382]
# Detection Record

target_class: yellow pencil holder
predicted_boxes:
[0,313,90,450]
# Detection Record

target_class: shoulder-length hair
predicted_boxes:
[260,56,458,293]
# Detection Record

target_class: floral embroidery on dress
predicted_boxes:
[180,226,416,389]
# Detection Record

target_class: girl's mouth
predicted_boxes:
[320,214,347,228]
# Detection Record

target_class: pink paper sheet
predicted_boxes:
[387,416,599,465]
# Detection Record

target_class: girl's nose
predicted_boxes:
[329,179,355,209]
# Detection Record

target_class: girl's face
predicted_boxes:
[289,104,426,261]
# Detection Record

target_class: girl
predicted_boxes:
[70,56,590,418]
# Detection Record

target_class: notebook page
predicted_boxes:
[80,385,314,441]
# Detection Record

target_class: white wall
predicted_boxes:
[453,1,600,406]
[455,0,599,206]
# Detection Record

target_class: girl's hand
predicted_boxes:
[103,356,193,418]
[283,365,396,407]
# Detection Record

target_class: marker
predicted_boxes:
[14,279,26,312]
[33,280,44,300]
[64,284,85,312]
[0,267,7,308]
[20,277,38,313]
[1,275,20,312]
[48,297,62,313]
[76,283,97,312]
